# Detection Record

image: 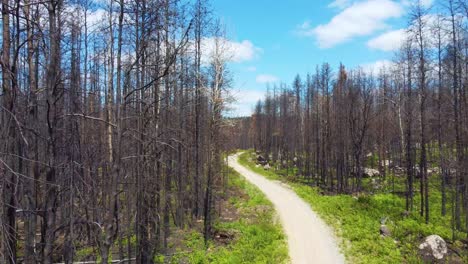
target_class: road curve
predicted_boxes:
[228,154,345,264]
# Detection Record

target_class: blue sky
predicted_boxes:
[211,0,434,116]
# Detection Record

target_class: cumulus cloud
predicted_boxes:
[368,13,455,52]
[87,8,107,28]
[229,89,265,116]
[200,38,262,64]
[359,59,395,75]
[256,74,279,84]
[422,0,434,7]
[228,40,262,62]
[62,4,108,31]
[328,0,352,9]
[367,28,406,51]
[297,0,403,48]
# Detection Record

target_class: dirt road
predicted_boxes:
[228,154,345,264]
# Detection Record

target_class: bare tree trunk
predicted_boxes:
[1,0,17,262]
[405,40,414,212]
[24,2,38,262]
[43,1,62,262]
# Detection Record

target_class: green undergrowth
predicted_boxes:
[164,166,288,264]
[239,151,467,264]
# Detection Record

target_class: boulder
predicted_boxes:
[428,167,441,175]
[380,225,391,237]
[256,155,267,165]
[393,166,404,175]
[264,164,271,170]
[363,168,380,178]
[419,235,447,261]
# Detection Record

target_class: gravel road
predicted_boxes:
[228,154,345,264]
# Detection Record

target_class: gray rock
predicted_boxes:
[380,225,391,237]
[393,166,404,175]
[257,155,265,162]
[428,167,441,175]
[256,155,267,165]
[402,210,410,217]
[419,235,447,261]
[364,168,380,178]
[264,164,271,170]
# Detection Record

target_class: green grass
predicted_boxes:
[74,247,95,261]
[166,166,289,264]
[239,151,467,264]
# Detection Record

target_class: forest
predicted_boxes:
[230,0,468,256]
[0,0,235,262]
[1,0,468,263]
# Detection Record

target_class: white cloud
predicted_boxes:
[296,21,314,37]
[201,38,262,64]
[87,8,107,28]
[246,66,257,72]
[423,0,433,7]
[235,90,264,104]
[359,59,395,75]
[367,28,406,51]
[63,4,107,30]
[298,0,403,48]
[367,13,454,52]
[328,0,351,9]
[229,89,265,116]
[229,40,262,62]
[256,74,279,84]
[420,0,433,8]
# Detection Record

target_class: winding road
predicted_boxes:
[228,154,345,264]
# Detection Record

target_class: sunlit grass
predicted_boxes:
[164,166,289,264]
[239,150,467,264]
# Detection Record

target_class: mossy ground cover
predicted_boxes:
[239,151,467,264]
[159,166,288,264]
